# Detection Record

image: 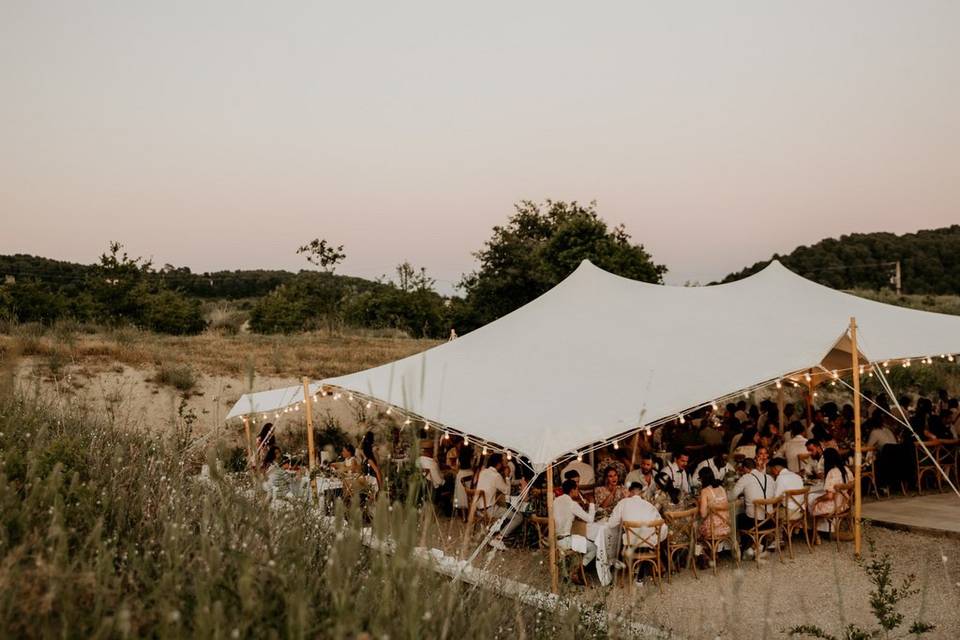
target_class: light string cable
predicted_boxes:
[815,359,960,501]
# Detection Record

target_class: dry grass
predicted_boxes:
[0,327,439,379]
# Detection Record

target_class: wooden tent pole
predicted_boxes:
[546,463,559,594]
[850,317,863,558]
[302,377,317,471]
[243,416,254,469]
[777,384,786,432]
[629,432,641,471]
[805,373,814,427]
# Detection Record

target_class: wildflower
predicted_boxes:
[168,610,181,623]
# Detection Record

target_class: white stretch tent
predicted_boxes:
[226,382,323,421]
[317,260,960,468]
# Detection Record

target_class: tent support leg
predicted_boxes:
[777,385,786,432]
[805,374,814,427]
[849,318,862,558]
[546,464,559,594]
[302,378,317,497]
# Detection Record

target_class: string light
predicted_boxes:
[483,447,489,455]
[804,372,812,382]
[463,436,469,445]
[386,407,393,415]
[711,402,718,411]
[423,422,430,431]
[775,380,782,389]
[365,401,372,409]
[645,428,652,436]
[443,432,450,440]
[612,440,619,450]
[576,452,583,462]
[949,355,956,362]
[678,414,685,424]
[403,418,411,426]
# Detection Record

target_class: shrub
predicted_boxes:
[141,289,206,335]
[153,363,198,394]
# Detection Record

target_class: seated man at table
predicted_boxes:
[561,458,595,488]
[692,453,734,489]
[770,456,804,517]
[607,482,667,548]
[416,441,444,491]
[554,479,596,585]
[664,452,692,496]
[478,454,527,551]
[624,454,658,498]
[803,439,827,479]
[730,458,776,558]
[776,421,809,472]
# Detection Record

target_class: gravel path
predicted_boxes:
[435,521,960,638]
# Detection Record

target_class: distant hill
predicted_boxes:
[722,225,960,294]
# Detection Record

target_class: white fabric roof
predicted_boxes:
[226,382,322,421]
[320,260,960,467]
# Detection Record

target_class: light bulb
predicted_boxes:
[386,407,393,415]
[403,419,411,426]
[483,447,488,455]
[711,402,718,411]
[613,440,619,450]
[678,415,685,424]
[423,422,430,431]
[645,428,652,436]
[464,436,469,445]
[804,373,811,382]
[443,432,450,440]
[576,452,583,462]
[775,381,782,389]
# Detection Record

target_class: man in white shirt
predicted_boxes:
[623,455,658,499]
[803,439,826,479]
[692,454,734,489]
[476,454,527,550]
[730,458,776,556]
[664,453,691,496]
[769,456,804,516]
[553,479,596,583]
[561,459,595,487]
[776,422,809,472]
[416,444,444,490]
[607,482,668,547]
[865,421,898,450]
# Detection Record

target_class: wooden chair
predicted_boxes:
[558,545,588,586]
[453,470,474,522]
[859,445,880,499]
[743,497,782,568]
[701,504,736,575]
[529,514,549,550]
[663,508,698,582]
[812,481,854,551]
[621,519,664,592]
[915,441,940,494]
[934,439,958,492]
[780,487,812,558]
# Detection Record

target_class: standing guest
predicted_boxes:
[554,479,596,584]
[594,466,628,512]
[608,482,667,549]
[699,417,723,448]
[664,452,692,496]
[776,422,809,472]
[624,454,658,498]
[692,453,734,489]
[696,468,731,540]
[479,454,527,550]
[730,458,775,557]
[811,448,851,521]
[948,399,960,438]
[361,431,383,489]
[733,427,758,459]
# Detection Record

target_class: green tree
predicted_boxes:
[296,238,346,272]
[457,200,666,330]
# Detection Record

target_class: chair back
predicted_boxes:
[663,508,697,547]
[751,496,782,528]
[834,481,854,514]
[622,519,664,550]
[782,487,809,519]
[704,503,730,540]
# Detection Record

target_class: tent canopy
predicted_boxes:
[226,382,322,421]
[319,260,960,468]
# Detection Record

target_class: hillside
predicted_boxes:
[722,225,960,294]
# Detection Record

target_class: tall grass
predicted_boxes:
[0,391,617,639]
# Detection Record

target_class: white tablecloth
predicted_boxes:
[586,520,621,586]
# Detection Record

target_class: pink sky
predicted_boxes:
[2,2,959,293]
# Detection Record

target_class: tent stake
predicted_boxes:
[849,317,862,558]
[546,463,559,594]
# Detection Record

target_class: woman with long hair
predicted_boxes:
[360,430,382,489]
[697,467,730,540]
[811,447,850,517]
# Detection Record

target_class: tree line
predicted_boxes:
[4,206,957,338]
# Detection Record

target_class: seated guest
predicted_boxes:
[769,457,804,516]
[754,446,770,473]
[692,453,734,489]
[361,431,382,489]
[416,441,444,489]
[594,466,628,512]
[865,416,897,450]
[340,444,360,474]
[554,479,596,585]
[811,448,851,519]
[730,458,776,557]
[444,437,461,470]
[733,427,758,459]
[776,421,809,472]
[803,439,826,479]
[664,452,692,496]
[696,468,730,540]
[453,448,475,511]
[607,482,667,549]
[479,454,527,550]
[699,417,723,448]
[561,457,595,487]
[624,454,658,498]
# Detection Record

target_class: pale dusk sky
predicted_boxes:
[2,1,959,292]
